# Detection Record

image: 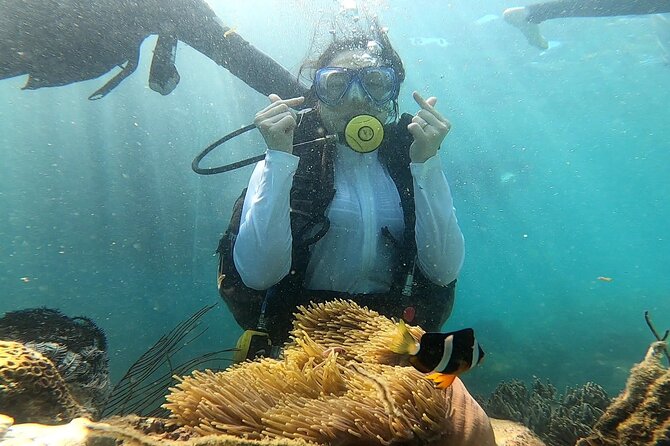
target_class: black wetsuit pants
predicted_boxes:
[527,0,670,23]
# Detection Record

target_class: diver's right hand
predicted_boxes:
[254,94,305,154]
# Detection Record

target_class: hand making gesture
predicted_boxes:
[407,91,451,163]
[254,94,305,154]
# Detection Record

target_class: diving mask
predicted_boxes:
[314,66,399,107]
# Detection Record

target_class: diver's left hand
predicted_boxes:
[407,91,451,163]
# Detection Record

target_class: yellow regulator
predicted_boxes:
[344,114,384,153]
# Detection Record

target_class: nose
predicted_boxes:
[345,80,369,103]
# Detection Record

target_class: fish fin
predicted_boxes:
[389,320,420,355]
[425,373,457,389]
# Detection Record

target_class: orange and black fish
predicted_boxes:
[390,321,485,389]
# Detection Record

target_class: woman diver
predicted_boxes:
[218,21,465,350]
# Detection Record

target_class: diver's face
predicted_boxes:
[317,49,392,136]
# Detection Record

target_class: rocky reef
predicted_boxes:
[483,339,669,446]
[2,303,667,446]
[576,341,669,446]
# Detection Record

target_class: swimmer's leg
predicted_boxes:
[505,0,670,50]
[503,6,549,50]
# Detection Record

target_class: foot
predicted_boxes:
[503,7,549,50]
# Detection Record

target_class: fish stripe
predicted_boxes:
[469,335,479,369]
[433,334,454,373]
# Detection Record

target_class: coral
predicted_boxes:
[0,340,90,424]
[0,308,110,417]
[576,341,670,446]
[0,300,548,446]
[0,301,556,446]
[484,378,610,446]
[102,304,230,419]
[163,299,496,446]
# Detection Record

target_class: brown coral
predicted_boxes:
[576,341,670,446]
[484,378,610,446]
[0,340,89,424]
[163,299,495,446]
[0,308,111,418]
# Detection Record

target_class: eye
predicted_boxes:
[366,72,384,86]
[326,75,347,90]
[324,72,349,92]
[363,71,392,97]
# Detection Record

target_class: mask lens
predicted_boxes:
[314,67,398,106]
[361,67,397,104]
[315,68,353,105]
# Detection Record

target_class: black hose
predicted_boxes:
[191,123,264,175]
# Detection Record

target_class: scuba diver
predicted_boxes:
[0,0,306,100]
[503,0,670,50]
[215,21,465,360]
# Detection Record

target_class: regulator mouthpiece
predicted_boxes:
[344,114,384,153]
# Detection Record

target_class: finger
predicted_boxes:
[411,115,427,125]
[282,96,305,108]
[256,103,293,121]
[269,95,304,108]
[258,95,305,115]
[413,91,448,124]
[273,114,298,133]
[407,121,430,141]
[417,109,449,131]
[411,115,431,131]
[255,98,304,123]
[257,111,295,129]
[413,91,436,111]
[416,93,437,108]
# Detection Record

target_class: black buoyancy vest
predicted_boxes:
[217,112,456,344]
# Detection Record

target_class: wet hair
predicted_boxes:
[299,21,405,120]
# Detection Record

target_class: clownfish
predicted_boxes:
[390,321,485,389]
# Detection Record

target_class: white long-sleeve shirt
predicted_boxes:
[233,144,464,294]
